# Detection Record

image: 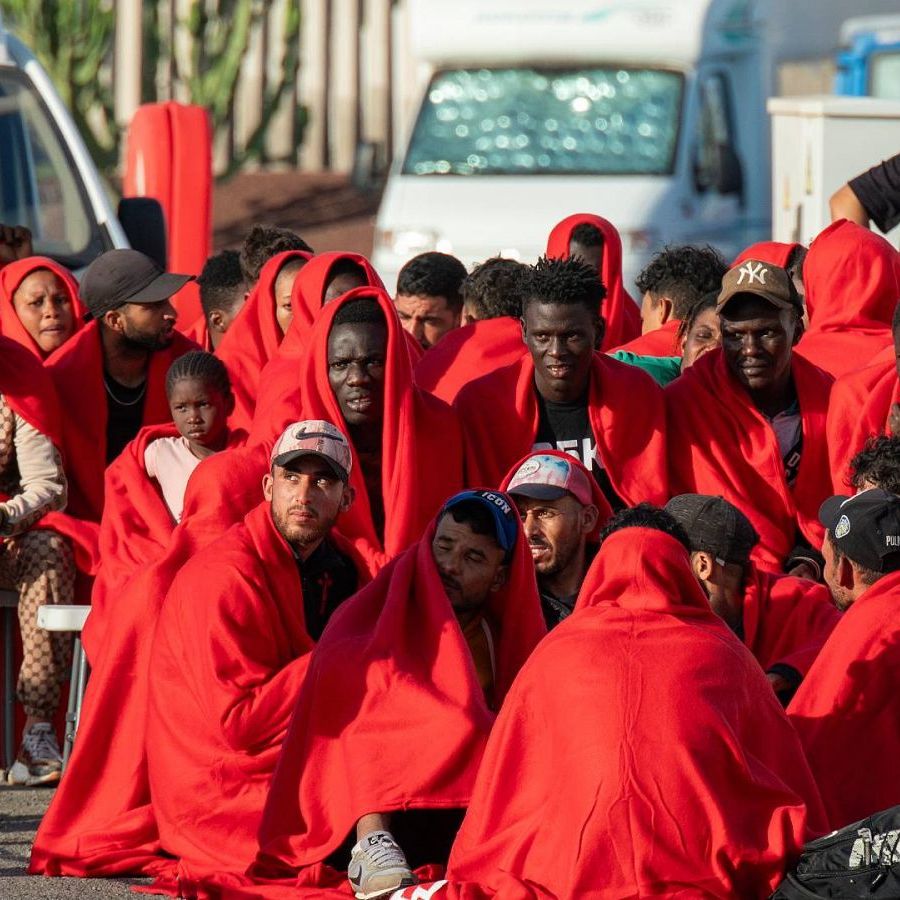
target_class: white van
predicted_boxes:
[374,0,898,293]
[0,18,161,272]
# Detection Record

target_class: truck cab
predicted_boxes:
[836,15,900,100]
[0,18,129,272]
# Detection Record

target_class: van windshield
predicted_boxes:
[403,66,683,177]
[0,68,104,268]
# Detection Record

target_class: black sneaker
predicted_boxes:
[7,723,62,786]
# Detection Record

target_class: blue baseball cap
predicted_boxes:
[440,489,519,562]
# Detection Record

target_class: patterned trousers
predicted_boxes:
[0,530,74,719]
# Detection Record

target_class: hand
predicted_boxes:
[889,404,900,437]
[785,560,819,582]
[0,224,33,264]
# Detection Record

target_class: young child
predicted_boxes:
[144,351,235,522]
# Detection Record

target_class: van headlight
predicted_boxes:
[376,227,439,257]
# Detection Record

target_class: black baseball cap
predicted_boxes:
[80,249,193,321]
[819,489,900,574]
[664,494,759,566]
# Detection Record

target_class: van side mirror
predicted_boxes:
[714,143,743,198]
[118,197,168,269]
[351,140,387,194]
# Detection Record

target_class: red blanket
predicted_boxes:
[217,249,312,433]
[743,565,840,677]
[454,353,668,504]
[666,348,833,571]
[796,220,900,378]
[253,506,545,882]
[446,528,825,899]
[788,570,900,830]
[414,317,526,404]
[545,213,641,350]
[242,287,464,566]
[826,349,897,492]
[609,317,680,357]
[733,241,801,267]
[29,465,261,878]
[83,424,247,657]
[0,256,85,358]
[146,502,369,883]
[45,320,198,528]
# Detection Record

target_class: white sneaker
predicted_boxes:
[347,830,417,899]
[6,723,62,786]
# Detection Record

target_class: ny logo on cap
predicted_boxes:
[736,261,768,286]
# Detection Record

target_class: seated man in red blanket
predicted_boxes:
[666,494,839,704]
[455,256,668,509]
[254,489,545,899]
[145,420,367,881]
[194,249,246,350]
[503,451,610,629]
[394,251,466,350]
[666,259,833,573]
[444,505,825,899]
[789,489,900,830]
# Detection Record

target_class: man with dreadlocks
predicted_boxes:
[455,256,668,511]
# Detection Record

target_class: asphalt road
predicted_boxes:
[0,787,143,898]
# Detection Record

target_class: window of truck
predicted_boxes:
[0,67,104,268]
[870,50,900,100]
[402,66,683,176]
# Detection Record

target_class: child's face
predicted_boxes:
[168,377,232,449]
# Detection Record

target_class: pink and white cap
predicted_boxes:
[270,420,353,482]
[506,453,593,506]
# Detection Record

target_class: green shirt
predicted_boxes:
[610,351,682,387]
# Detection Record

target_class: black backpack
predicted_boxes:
[771,806,900,898]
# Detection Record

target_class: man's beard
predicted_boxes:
[121,325,172,352]
[531,533,580,578]
[272,506,330,553]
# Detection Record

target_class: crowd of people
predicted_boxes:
[0,186,898,899]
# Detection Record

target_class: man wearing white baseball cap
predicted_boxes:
[145,419,368,881]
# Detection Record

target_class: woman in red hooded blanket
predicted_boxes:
[443,509,826,900]
[251,488,545,897]
[0,256,86,358]
[666,261,833,573]
[455,256,667,510]
[200,287,464,571]
[216,248,312,433]
[545,212,641,349]
[251,252,384,443]
[796,219,900,379]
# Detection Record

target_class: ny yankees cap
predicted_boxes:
[819,488,900,574]
[441,489,519,563]
[716,258,802,316]
[271,420,353,482]
[506,453,595,507]
[665,494,758,566]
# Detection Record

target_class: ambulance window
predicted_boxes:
[0,69,102,267]
[870,51,900,101]
[695,73,738,193]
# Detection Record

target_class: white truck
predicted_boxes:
[0,16,161,272]
[373,0,899,292]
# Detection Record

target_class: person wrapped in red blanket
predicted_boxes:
[545,213,640,349]
[85,352,244,656]
[666,494,839,704]
[612,244,727,357]
[186,249,247,350]
[252,488,545,899]
[0,256,86,358]
[455,256,667,511]
[414,257,528,404]
[789,489,900,831]
[198,288,464,570]
[795,219,900,378]
[666,259,833,574]
[444,506,826,899]
[826,319,898,493]
[44,249,198,569]
[144,421,370,887]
